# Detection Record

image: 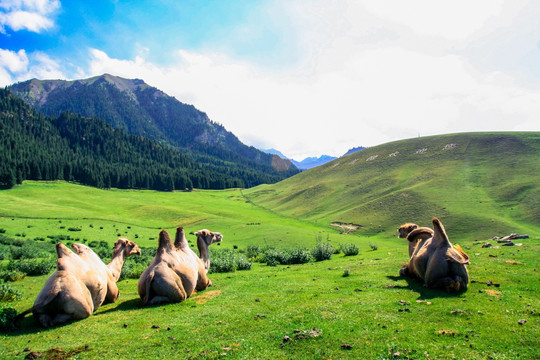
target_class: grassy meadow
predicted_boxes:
[0,180,538,359]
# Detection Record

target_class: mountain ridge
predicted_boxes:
[9,74,299,185]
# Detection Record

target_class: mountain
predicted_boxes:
[292,155,338,170]
[343,146,366,156]
[245,132,540,239]
[8,74,298,187]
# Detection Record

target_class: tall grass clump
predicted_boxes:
[0,270,25,282]
[0,281,22,302]
[311,241,334,261]
[7,258,55,276]
[340,243,359,256]
[209,249,252,273]
[288,247,312,264]
[0,303,17,330]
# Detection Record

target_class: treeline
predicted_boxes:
[0,88,277,190]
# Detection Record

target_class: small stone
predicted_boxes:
[151,325,160,329]
[167,327,171,331]
[168,336,176,340]
[518,319,527,325]
[255,298,260,302]
[354,288,362,292]
[25,353,42,359]
[123,323,128,328]
[283,336,291,343]
[341,344,353,350]
[24,347,31,352]
[393,351,401,358]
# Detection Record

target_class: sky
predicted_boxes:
[1,0,540,160]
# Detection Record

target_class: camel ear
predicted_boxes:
[432,217,451,247]
[158,230,173,251]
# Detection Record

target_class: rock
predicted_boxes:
[123,323,128,328]
[24,348,31,352]
[283,336,291,343]
[151,325,160,329]
[502,241,514,246]
[25,353,42,359]
[518,319,527,325]
[341,344,353,350]
[482,243,492,248]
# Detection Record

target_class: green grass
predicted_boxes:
[0,131,539,359]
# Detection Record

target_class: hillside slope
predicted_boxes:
[244,132,540,239]
[8,74,298,185]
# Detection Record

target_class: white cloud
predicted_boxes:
[0,0,60,33]
[0,48,64,85]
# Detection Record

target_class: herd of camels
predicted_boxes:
[17,217,469,328]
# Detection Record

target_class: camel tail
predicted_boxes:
[141,269,155,306]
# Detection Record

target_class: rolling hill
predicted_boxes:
[244,132,540,239]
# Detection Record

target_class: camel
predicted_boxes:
[73,238,141,304]
[138,227,211,305]
[17,239,140,327]
[16,243,98,327]
[399,218,470,292]
[195,229,223,273]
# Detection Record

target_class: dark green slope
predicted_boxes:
[244,132,540,239]
[0,88,266,190]
[8,74,298,185]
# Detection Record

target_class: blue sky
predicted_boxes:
[1,0,540,159]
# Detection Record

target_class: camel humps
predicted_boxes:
[399,218,469,292]
[138,227,213,305]
[17,239,140,327]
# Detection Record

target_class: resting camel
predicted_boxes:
[73,238,141,303]
[399,218,469,292]
[16,243,98,327]
[17,240,140,327]
[195,229,223,273]
[138,227,211,305]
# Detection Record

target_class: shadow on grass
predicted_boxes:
[94,298,142,316]
[385,275,464,300]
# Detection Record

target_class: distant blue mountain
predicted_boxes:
[262,147,366,170]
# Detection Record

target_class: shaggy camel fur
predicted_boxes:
[138,227,211,305]
[73,238,141,304]
[399,218,470,292]
[17,243,99,327]
[195,229,223,273]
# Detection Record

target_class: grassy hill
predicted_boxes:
[0,181,538,359]
[244,132,540,240]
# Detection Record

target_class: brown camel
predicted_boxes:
[138,227,211,305]
[73,238,141,304]
[17,243,97,327]
[195,229,223,273]
[399,218,470,292]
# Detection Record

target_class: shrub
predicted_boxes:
[369,242,379,251]
[312,241,334,261]
[246,245,262,259]
[288,247,312,264]
[0,281,22,302]
[0,304,17,330]
[68,227,82,232]
[340,243,359,256]
[342,268,350,277]
[0,228,5,234]
[0,245,11,261]
[0,270,25,282]
[119,262,148,280]
[209,249,252,273]
[263,248,291,266]
[7,258,55,276]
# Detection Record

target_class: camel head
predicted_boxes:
[195,229,223,247]
[113,238,141,258]
[398,223,418,239]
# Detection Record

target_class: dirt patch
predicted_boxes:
[482,289,502,299]
[193,290,222,304]
[331,222,361,234]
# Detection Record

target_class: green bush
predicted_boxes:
[209,249,252,273]
[340,243,359,256]
[0,281,22,302]
[288,247,312,264]
[369,242,378,251]
[7,258,55,276]
[0,245,11,261]
[246,245,262,259]
[312,241,334,262]
[263,248,291,266]
[0,270,25,282]
[0,228,5,234]
[0,304,17,330]
[119,262,148,280]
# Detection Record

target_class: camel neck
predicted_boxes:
[197,236,210,270]
[107,251,126,282]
